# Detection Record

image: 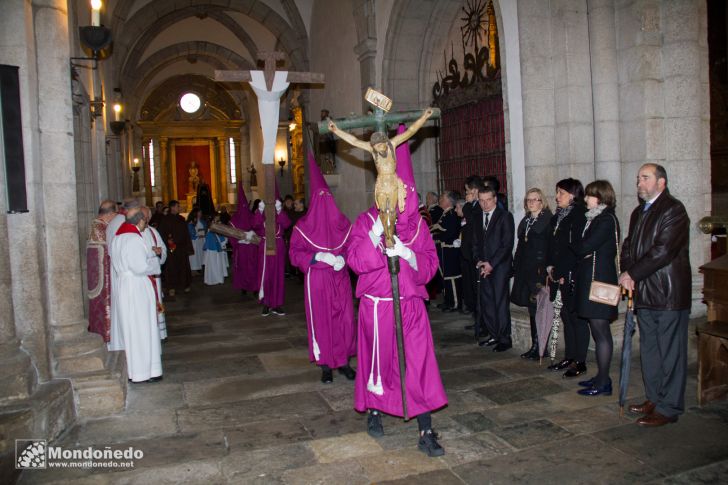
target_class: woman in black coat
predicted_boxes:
[575,180,621,396]
[511,188,553,360]
[546,178,589,377]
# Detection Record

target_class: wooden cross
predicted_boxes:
[215,52,324,253]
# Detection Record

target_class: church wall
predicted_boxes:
[308,0,371,221]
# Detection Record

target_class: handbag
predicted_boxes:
[588,215,621,306]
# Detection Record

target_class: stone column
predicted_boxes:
[217,136,229,205]
[240,128,251,193]
[160,137,169,202]
[588,0,621,199]
[352,0,377,111]
[233,138,241,186]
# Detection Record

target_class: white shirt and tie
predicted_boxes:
[482,208,496,232]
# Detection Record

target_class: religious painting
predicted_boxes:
[174,145,211,202]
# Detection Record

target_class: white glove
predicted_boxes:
[368,216,384,247]
[315,252,337,267]
[238,238,249,245]
[275,200,282,214]
[453,239,462,248]
[385,236,417,270]
[258,201,265,213]
[333,255,345,271]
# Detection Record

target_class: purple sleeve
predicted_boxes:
[407,219,439,285]
[251,211,265,236]
[347,213,387,275]
[277,211,292,231]
[289,229,329,272]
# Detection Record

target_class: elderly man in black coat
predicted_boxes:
[619,163,691,427]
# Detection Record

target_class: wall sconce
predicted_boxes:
[131,158,141,192]
[71,1,112,70]
[276,150,286,177]
[89,97,104,119]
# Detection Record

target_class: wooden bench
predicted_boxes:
[696,321,728,405]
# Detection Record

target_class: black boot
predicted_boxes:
[367,410,383,438]
[321,365,333,383]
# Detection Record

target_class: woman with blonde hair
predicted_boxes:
[511,188,553,359]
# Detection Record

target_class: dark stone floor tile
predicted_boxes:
[224,418,311,451]
[177,392,332,432]
[166,324,213,336]
[220,443,316,482]
[662,460,728,484]
[452,434,663,485]
[164,340,292,363]
[474,377,565,405]
[440,367,508,391]
[379,469,465,484]
[491,419,572,450]
[301,409,368,439]
[593,413,728,476]
[162,355,264,382]
[451,412,497,433]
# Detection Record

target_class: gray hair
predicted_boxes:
[122,197,141,210]
[126,211,145,225]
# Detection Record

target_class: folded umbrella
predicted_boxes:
[619,289,637,416]
[549,288,564,364]
[535,286,554,365]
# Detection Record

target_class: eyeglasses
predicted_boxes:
[526,198,542,203]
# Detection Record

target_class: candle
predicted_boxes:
[113,103,121,121]
[91,0,101,26]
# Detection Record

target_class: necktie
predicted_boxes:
[643,202,652,212]
[484,211,490,231]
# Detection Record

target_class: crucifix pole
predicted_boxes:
[215,52,324,253]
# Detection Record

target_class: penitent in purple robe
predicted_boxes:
[289,151,355,368]
[252,209,291,308]
[230,186,259,292]
[348,209,447,417]
[348,124,447,418]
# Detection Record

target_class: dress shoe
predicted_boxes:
[563,361,587,378]
[578,377,595,387]
[547,359,573,371]
[628,400,656,415]
[577,379,612,396]
[148,375,163,383]
[367,411,384,438]
[436,303,446,310]
[520,344,539,360]
[321,368,334,384]
[637,412,678,427]
[261,306,271,317]
[271,306,286,316]
[338,365,356,380]
[459,308,471,315]
[441,306,455,313]
[492,342,512,352]
[479,337,497,347]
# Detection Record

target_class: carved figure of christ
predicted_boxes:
[326,107,434,246]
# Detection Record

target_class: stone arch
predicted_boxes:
[383,0,525,217]
[111,0,310,88]
[126,42,254,119]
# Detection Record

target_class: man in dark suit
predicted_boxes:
[473,186,515,352]
[461,176,483,317]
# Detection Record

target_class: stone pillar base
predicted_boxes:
[0,342,37,405]
[0,379,75,482]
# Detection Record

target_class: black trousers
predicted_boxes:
[477,271,512,344]
[460,256,477,312]
[638,308,689,417]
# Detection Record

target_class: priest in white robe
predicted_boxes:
[110,208,163,383]
[141,206,168,340]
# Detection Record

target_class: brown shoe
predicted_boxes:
[636,412,678,427]
[628,400,656,415]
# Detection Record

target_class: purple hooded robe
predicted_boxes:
[252,180,291,308]
[289,152,355,368]
[348,125,447,418]
[230,185,259,292]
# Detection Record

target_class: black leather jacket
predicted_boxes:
[620,191,691,311]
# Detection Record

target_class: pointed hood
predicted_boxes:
[230,184,251,230]
[394,123,420,239]
[294,150,351,250]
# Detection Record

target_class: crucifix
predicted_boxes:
[215,52,324,252]
[317,88,440,419]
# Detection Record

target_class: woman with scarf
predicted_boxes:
[574,180,620,396]
[546,178,589,377]
[511,188,553,360]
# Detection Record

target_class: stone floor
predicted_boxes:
[18,274,728,484]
